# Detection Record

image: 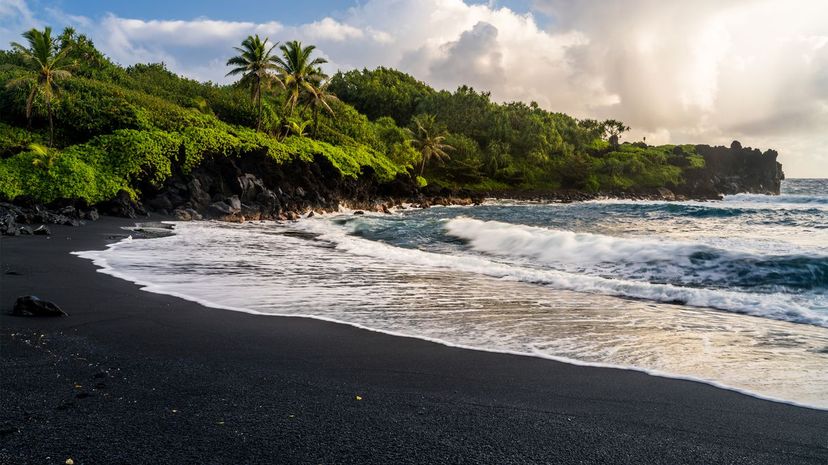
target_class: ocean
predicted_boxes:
[76,179,828,409]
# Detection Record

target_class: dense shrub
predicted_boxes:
[0,122,43,157]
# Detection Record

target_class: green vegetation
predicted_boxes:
[408,114,453,176]
[0,25,706,205]
[7,26,74,146]
[225,34,282,131]
[329,72,699,191]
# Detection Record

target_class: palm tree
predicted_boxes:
[301,79,337,136]
[226,34,282,131]
[273,41,329,117]
[408,114,453,176]
[8,27,74,147]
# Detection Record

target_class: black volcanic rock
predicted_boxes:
[99,190,148,218]
[12,296,68,317]
[675,143,784,198]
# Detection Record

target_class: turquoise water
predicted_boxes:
[77,179,828,408]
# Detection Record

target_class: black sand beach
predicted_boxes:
[1,217,826,465]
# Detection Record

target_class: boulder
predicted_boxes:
[100,190,147,218]
[59,206,77,217]
[657,187,676,201]
[226,195,242,212]
[33,225,50,236]
[173,209,192,221]
[187,179,212,209]
[147,194,174,211]
[207,201,234,216]
[238,174,266,202]
[12,296,68,317]
[1,213,18,236]
[185,208,203,221]
[84,209,100,221]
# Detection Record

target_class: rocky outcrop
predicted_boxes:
[141,153,433,221]
[0,201,98,236]
[676,141,784,198]
[0,140,787,228]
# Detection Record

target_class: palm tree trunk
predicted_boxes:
[47,100,54,148]
[256,89,263,132]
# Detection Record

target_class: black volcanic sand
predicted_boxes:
[1,217,826,465]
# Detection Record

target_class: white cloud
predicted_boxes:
[0,0,38,48]
[3,0,827,176]
[303,17,363,42]
[532,0,828,176]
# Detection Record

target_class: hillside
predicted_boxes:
[0,27,783,222]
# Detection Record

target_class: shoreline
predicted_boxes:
[78,217,827,412]
[2,216,827,464]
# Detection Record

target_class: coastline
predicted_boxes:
[2,217,827,464]
[79,215,828,410]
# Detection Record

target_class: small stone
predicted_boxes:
[353,211,365,216]
[33,225,50,236]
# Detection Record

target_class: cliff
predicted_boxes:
[676,141,785,198]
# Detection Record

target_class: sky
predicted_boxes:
[1,0,827,177]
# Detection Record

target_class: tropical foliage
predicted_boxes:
[408,114,453,175]
[7,27,74,146]
[225,34,281,131]
[0,25,708,205]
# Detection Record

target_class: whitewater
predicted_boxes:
[75,179,828,408]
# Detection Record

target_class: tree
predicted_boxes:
[601,119,630,140]
[327,67,434,125]
[272,40,329,117]
[302,80,337,136]
[226,34,282,131]
[408,114,453,176]
[8,26,74,147]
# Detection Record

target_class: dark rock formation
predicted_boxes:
[12,296,68,317]
[99,190,148,219]
[139,152,426,222]
[0,140,787,227]
[676,141,784,198]
[0,202,96,236]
